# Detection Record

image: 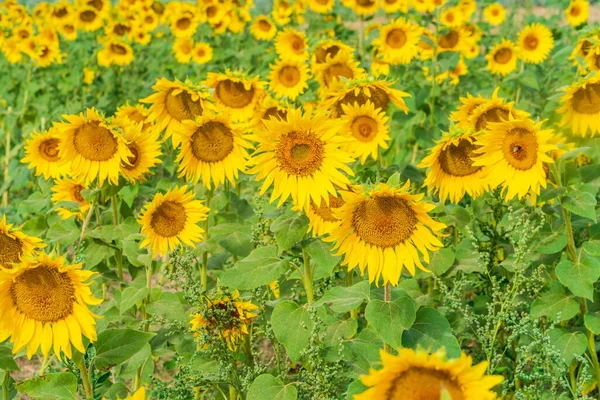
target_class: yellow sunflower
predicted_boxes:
[340,101,390,164]
[583,43,600,72]
[77,6,103,32]
[0,216,44,271]
[355,348,503,400]
[418,130,488,203]
[268,58,311,100]
[566,0,589,27]
[252,96,290,134]
[381,0,409,14]
[170,11,198,37]
[518,23,554,64]
[347,0,379,16]
[373,18,421,65]
[35,41,62,68]
[21,127,70,179]
[55,108,132,186]
[97,39,134,67]
[411,0,435,13]
[311,39,355,74]
[138,186,210,257]
[486,39,519,76]
[50,177,91,221]
[483,3,506,25]
[275,28,309,61]
[250,15,277,41]
[472,117,556,201]
[114,103,154,133]
[557,73,600,137]
[203,70,266,122]
[437,27,468,53]
[173,36,194,64]
[58,22,77,41]
[440,6,464,28]
[308,0,335,13]
[192,42,213,65]
[371,54,390,78]
[458,0,477,20]
[190,290,258,350]
[112,117,162,183]
[306,185,355,237]
[326,181,446,286]
[449,92,486,129]
[315,52,366,95]
[468,89,529,132]
[247,108,354,212]
[0,251,102,360]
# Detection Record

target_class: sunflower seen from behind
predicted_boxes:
[0,251,102,360]
[21,127,69,179]
[138,186,210,258]
[340,101,390,164]
[268,58,310,100]
[557,73,600,137]
[0,216,44,271]
[50,177,91,220]
[518,23,554,64]
[203,70,266,122]
[326,181,446,286]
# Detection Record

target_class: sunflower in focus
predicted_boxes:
[112,117,162,183]
[326,182,446,286]
[483,3,505,25]
[268,58,310,100]
[473,117,556,201]
[275,28,309,61]
[55,108,132,185]
[248,108,354,212]
[557,73,600,137]
[566,0,589,27]
[0,251,102,360]
[0,216,44,271]
[486,39,518,76]
[50,177,90,220]
[97,39,134,67]
[173,37,194,64]
[354,348,503,400]
[21,127,70,179]
[308,0,335,13]
[190,290,258,350]
[468,89,529,132]
[340,101,390,164]
[373,18,421,65]
[114,103,154,132]
[192,42,213,64]
[250,15,277,41]
[306,185,355,237]
[138,186,209,257]
[203,70,266,122]
[518,23,553,64]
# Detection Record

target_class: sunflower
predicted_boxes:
[449,93,486,129]
[315,52,366,95]
[275,28,309,61]
[57,22,77,41]
[306,185,356,237]
[97,39,134,67]
[308,0,335,13]
[50,177,91,220]
[114,103,154,133]
[347,0,379,16]
[172,36,194,64]
[518,23,553,64]
[473,117,556,201]
[340,101,390,164]
[440,6,464,28]
[0,251,102,360]
[190,290,258,350]
[355,348,503,400]
[77,6,103,32]
[483,3,505,25]
[0,216,44,271]
[21,127,70,179]
[458,0,476,20]
[176,110,252,189]
[486,39,518,76]
[268,58,310,100]
[583,43,600,72]
[170,11,198,37]
[467,89,529,132]
[557,73,600,137]
[112,117,162,183]
[418,130,488,203]
[326,181,446,286]
[373,18,421,65]
[411,0,435,13]
[371,54,390,78]
[192,42,213,64]
[252,96,290,134]
[138,186,209,257]
[566,0,589,27]
[311,39,355,74]
[141,78,211,145]
[247,108,354,212]
[55,108,132,186]
[437,27,468,53]
[250,15,277,41]
[203,70,266,122]
[381,0,409,14]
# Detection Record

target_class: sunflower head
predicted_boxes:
[192,42,213,64]
[314,51,367,96]
[268,58,311,100]
[340,101,390,164]
[97,39,134,67]
[373,18,422,65]
[173,36,194,64]
[0,216,45,271]
[311,39,355,72]
[275,28,309,61]
[483,2,506,25]
[21,127,70,179]
[50,177,91,220]
[250,15,277,40]
[558,73,600,137]
[467,88,529,132]
[566,0,589,27]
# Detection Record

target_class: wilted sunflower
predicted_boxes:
[190,290,258,350]
[203,70,266,122]
[473,117,556,201]
[250,15,277,40]
[308,0,335,13]
[138,186,210,257]
[449,92,486,129]
[0,251,102,360]
[112,117,162,183]
[0,216,44,271]
[268,58,310,100]
[97,39,134,67]
[315,52,366,95]
[21,127,69,179]
[518,23,554,64]
[566,0,589,27]
[176,110,252,189]
[373,18,421,65]
[557,73,600,137]
[77,6,103,32]
[192,42,213,64]
[55,108,132,186]
[418,130,488,203]
[51,177,91,221]
[141,78,211,145]
[247,108,354,212]
[347,0,379,16]
[486,39,518,76]
[275,28,309,61]
[326,182,446,286]
[340,101,390,164]
[355,348,503,400]
[483,3,506,25]
[173,36,194,64]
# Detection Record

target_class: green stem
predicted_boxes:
[580,298,600,399]
[384,282,392,353]
[38,355,50,376]
[112,196,124,281]
[345,269,358,319]
[2,116,9,208]
[229,384,237,400]
[2,371,8,400]
[515,61,525,105]
[135,262,153,390]
[77,201,96,248]
[76,356,93,399]
[303,249,314,304]
[201,192,212,291]
[561,205,578,263]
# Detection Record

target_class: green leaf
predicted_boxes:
[271,214,309,252]
[0,345,19,371]
[94,329,155,370]
[146,292,188,321]
[220,246,289,290]
[430,248,455,276]
[548,328,587,365]
[520,71,540,90]
[346,380,368,400]
[583,240,600,256]
[301,239,341,280]
[315,280,370,313]
[84,240,113,268]
[562,190,597,222]
[120,286,149,315]
[539,186,567,203]
[536,226,567,254]
[324,319,358,345]
[585,313,600,335]
[556,257,600,301]
[271,301,313,362]
[247,374,297,400]
[16,373,77,400]
[530,281,580,322]
[365,291,416,349]
[402,308,460,358]
[580,164,600,183]
[210,224,253,257]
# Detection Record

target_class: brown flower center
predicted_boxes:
[502,127,538,170]
[276,130,324,176]
[493,47,513,64]
[356,0,375,7]
[571,5,581,17]
[150,201,187,237]
[110,43,127,55]
[439,30,459,49]
[0,233,22,270]
[571,82,600,114]
[80,10,97,22]
[39,138,60,161]
[216,79,255,109]
[278,66,301,87]
[524,35,539,50]
[72,185,86,203]
[258,19,272,32]
[113,23,130,36]
[191,121,234,163]
[385,367,465,400]
[386,29,407,49]
[123,143,140,170]
[165,89,204,121]
[474,106,510,131]
[336,86,390,116]
[315,44,341,63]
[73,121,118,161]
[351,116,379,142]
[438,138,482,177]
[176,17,191,30]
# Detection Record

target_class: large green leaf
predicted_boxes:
[402,308,460,358]
[271,214,309,252]
[584,312,600,335]
[430,248,455,276]
[271,301,313,362]
[562,190,597,222]
[210,223,253,257]
[0,345,18,371]
[530,281,579,322]
[146,292,188,321]
[120,286,149,315]
[315,280,370,313]
[583,240,600,257]
[94,329,155,370]
[548,328,587,365]
[220,245,289,290]
[536,226,567,255]
[365,291,416,349]
[247,374,297,400]
[301,239,341,280]
[556,257,600,301]
[16,373,77,400]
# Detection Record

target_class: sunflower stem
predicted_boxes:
[429,16,439,130]
[345,269,358,319]
[112,196,124,281]
[2,115,9,208]
[384,282,392,353]
[76,355,94,399]
[201,191,213,291]
[38,355,50,376]
[2,370,8,400]
[515,60,525,105]
[303,249,314,304]
[77,200,96,249]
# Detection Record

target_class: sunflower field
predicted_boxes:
[1,0,600,398]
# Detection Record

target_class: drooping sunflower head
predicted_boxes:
[50,176,91,221]
[467,89,529,132]
[250,15,277,40]
[204,70,266,122]
[566,0,589,27]
[557,73,600,137]
[190,290,258,350]
[268,58,311,101]
[473,117,557,201]
[275,28,309,61]
[0,215,45,271]
[340,101,390,164]
[314,51,367,96]
[21,127,70,179]
[355,348,503,400]
[0,251,102,360]
[483,2,506,25]
[138,185,210,257]
[373,18,421,65]
[55,107,132,186]
[518,23,554,64]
